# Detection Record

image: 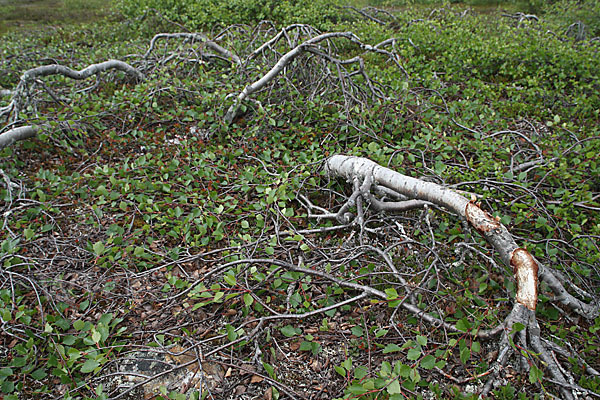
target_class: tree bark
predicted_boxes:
[326,154,540,310]
[0,125,40,150]
[224,32,359,124]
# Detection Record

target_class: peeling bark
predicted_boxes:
[325,155,597,398]
[510,248,538,311]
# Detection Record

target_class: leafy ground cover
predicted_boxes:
[1,0,599,399]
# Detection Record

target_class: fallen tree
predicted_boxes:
[323,155,599,399]
[0,59,142,123]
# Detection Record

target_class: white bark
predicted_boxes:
[326,155,599,317]
[143,32,241,66]
[1,60,142,121]
[21,60,143,82]
[0,125,40,150]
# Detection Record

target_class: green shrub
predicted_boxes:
[544,0,600,38]
[116,0,345,30]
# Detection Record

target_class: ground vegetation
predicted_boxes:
[1,0,599,399]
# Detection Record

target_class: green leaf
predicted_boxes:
[1,380,15,394]
[31,368,47,380]
[347,384,368,395]
[384,288,398,300]
[62,335,76,345]
[224,274,236,286]
[24,228,35,240]
[92,330,102,344]
[420,355,435,369]
[382,343,402,353]
[262,362,276,379]
[213,291,224,302]
[299,341,314,352]
[73,320,85,330]
[354,365,368,380]
[351,326,363,337]
[387,379,401,395]
[280,325,300,338]
[342,358,352,370]
[80,359,100,373]
[460,346,470,364]
[456,318,471,332]
[92,241,105,256]
[225,324,237,341]
[416,335,427,347]
[407,348,421,360]
[380,361,391,377]
[243,293,253,307]
[79,299,90,310]
[529,364,543,383]
[398,363,411,378]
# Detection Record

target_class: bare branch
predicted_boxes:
[224,31,359,124]
[143,32,241,66]
[0,125,40,150]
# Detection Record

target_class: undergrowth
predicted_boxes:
[0,1,599,399]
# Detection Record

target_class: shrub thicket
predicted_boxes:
[117,0,345,30]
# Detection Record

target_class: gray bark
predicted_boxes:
[143,32,241,66]
[326,155,598,317]
[0,125,40,150]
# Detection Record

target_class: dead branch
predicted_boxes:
[325,154,599,399]
[0,125,40,150]
[0,60,142,122]
[143,32,241,66]
[224,31,359,124]
[224,29,405,124]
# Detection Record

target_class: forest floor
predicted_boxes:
[1,0,599,399]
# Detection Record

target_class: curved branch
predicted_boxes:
[224,31,359,124]
[21,59,143,82]
[0,125,40,150]
[1,60,143,121]
[143,32,241,66]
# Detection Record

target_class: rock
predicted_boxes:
[104,345,224,398]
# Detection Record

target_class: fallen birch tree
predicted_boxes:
[0,59,142,123]
[323,155,599,399]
